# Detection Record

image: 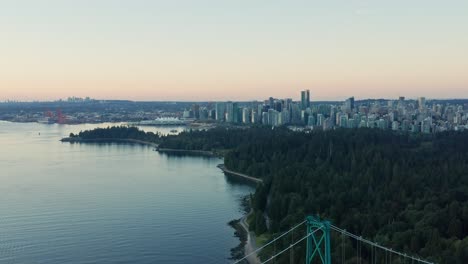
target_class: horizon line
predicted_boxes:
[2,97,468,103]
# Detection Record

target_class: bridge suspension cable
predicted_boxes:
[232,220,306,264]
[232,217,435,264]
[260,227,321,264]
[330,224,435,264]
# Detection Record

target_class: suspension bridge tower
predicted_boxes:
[306,215,331,264]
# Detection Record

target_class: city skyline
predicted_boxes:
[2,93,467,103]
[1,1,468,101]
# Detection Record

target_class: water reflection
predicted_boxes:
[0,122,254,264]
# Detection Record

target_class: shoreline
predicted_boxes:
[156,148,216,156]
[239,209,261,264]
[61,136,260,262]
[217,164,263,184]
[230,198,260,264]
[60,137,159,147]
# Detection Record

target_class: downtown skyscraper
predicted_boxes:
[301,90,310,110]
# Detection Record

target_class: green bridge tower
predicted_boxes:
[306,215,332,264]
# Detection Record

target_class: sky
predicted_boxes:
[1,0,467,101]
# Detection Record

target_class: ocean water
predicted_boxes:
[0,121,254,264]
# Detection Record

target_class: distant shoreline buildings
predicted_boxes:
[182,91,467,133]
[1,93,466,133]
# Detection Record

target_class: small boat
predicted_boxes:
[170,129,178,133]
[37,117,55,124]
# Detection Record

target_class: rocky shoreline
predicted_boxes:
[229,196,257,264]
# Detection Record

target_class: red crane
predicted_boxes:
[56,109,66,124]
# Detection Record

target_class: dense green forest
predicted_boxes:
[68,126,468,263]
[162,127,468,263]
[158,127,267,151]
[69,126,162,143]
[223,128,468,263]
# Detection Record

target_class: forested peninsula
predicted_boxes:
[62,126,161,146]
[63,126,468,263]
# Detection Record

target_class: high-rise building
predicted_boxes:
[257,104,264,123]
[251,111,259,124]
[209,109,216,120]
[339,114,348,128]
[262,112,269,125]
[215,102,226,121]
[317,114,324,127]
[323,118,332,130]
[268,109,278,126]
[192,104,200,119]
[284,98,293,112]
[359,120,367,128]
[268,97,274,108]
[199,108,209,120]
[301,110,309,125]
[397,96,406,110]
[183,110,191,118]
[308,115,316,127]
[235,104,242,123]
[421,117,432,133]
[418,97,426,111]
[344,97,355,112]
[273,100,282,112]
[224,102,240,123]
[301,90,310,110]
[377,119,387,130]
[280,110,290,125]
[242,108,251,124]
[291,103,302,124]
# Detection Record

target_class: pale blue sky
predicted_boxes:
[1,1,467,101]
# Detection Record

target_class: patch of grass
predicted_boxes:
[255,233,272,246]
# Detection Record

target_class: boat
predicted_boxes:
[37,117,55,124]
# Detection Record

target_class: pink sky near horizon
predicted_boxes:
[1,1,467,101]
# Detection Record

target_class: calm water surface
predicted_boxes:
[0,121,254,264]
